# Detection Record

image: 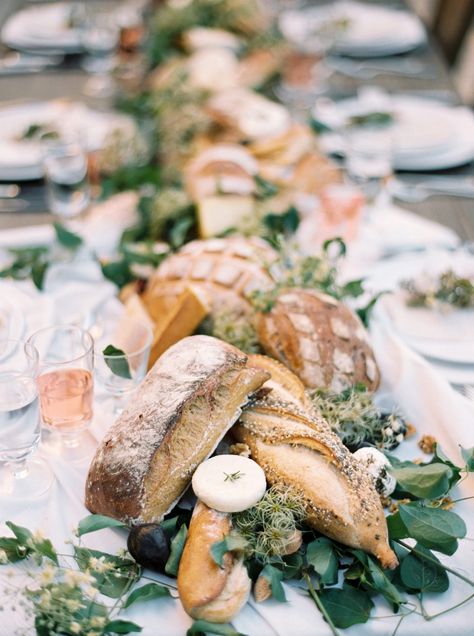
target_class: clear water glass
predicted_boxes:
[28,326,94,455]
[42,136,90,220]
[81,6,120,100]
[92,316,153,415]
[344,127,393,205]
[0,340,53,498]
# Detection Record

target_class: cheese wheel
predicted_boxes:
[192,455,266,513]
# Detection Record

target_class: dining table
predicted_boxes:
[0,2,473,636]
[0,0,473,240]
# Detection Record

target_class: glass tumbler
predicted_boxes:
[92,315,153,415]
[0,339,53,498]
[28,326,94,455]
[42,135,91,221]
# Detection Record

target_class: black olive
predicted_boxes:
[127,524,170,573]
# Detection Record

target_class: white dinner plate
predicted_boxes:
[381,292,474,365]
[316,96,474,171]
[1,3,82,53]
[0,100,134,181]
[279,1,426,58]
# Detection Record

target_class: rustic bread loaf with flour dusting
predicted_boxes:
[85,335,269,524]
[258,288,380,392]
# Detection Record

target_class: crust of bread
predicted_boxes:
[258,288,380,392]
[178,501,251,623]
[234,387,397,569]
[85,336,269,524]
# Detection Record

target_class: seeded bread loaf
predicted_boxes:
[234,356,397,569]
[85,335,269,524]
[258,289,380,392]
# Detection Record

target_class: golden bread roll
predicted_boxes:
[85,335,269,524]
[178,500,251,623]
[234,393,397,569]
[144,236,277,322]
[258,288,380,392]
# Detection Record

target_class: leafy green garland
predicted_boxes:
[1,444,472,635]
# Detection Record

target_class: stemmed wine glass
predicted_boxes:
[0,340,54,498]
[27,326,94,460]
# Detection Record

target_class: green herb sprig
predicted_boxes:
[402,270,474,309]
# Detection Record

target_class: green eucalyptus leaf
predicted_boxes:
[398,504,466,555]
[461,445,474,471]
[78,514,127,537]
[53,222,83,249]
[399,544,449,593]
[386,511,409,540]
[124,582,171,608]
[6,521,33,546]
[169,215,195,249]
[366,557,405,607]
[101,259,134,289]
[104,619,142,633]
[255,174,279,199]
[391,463,453,499]
[318,584,374,628]
[357,291,386,327]
[211,533,248,568]
[187,620,247,636]
[165,524,187,577]
[102,345,132,380]
[263,206,300,239]
[33,538,58,565]
[306,537,338,585]
[341,278,365,298]
[31,261,49,290]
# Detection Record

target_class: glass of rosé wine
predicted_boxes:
[27,326,94,458]
[0,339,54,498]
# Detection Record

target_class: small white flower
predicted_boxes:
[84,585,97,599]
[39,565,56,586]
[70,622,81,634]
[90,616,107,628]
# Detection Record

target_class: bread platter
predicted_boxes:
[0,1,473,635]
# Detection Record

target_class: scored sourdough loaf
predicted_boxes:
[85,335,269,524]
[143,236,277,322]
[233,355,397,569]
[258,288,380,392]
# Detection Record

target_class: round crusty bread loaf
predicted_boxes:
[143,236,277,322]
[257,288,380,392]
[85,335,269,524]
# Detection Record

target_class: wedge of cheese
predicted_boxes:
[197,195,254,238]
[145,286,210,367]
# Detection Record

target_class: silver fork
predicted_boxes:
[390,178,474,203]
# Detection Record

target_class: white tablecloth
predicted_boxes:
[0,205,473,636]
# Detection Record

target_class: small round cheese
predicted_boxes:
[192,454,266,513]
[353,447,396,497]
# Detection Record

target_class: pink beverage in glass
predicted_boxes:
[37,368,93,433]
[319,184,365,243]
[27,326,94,452]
